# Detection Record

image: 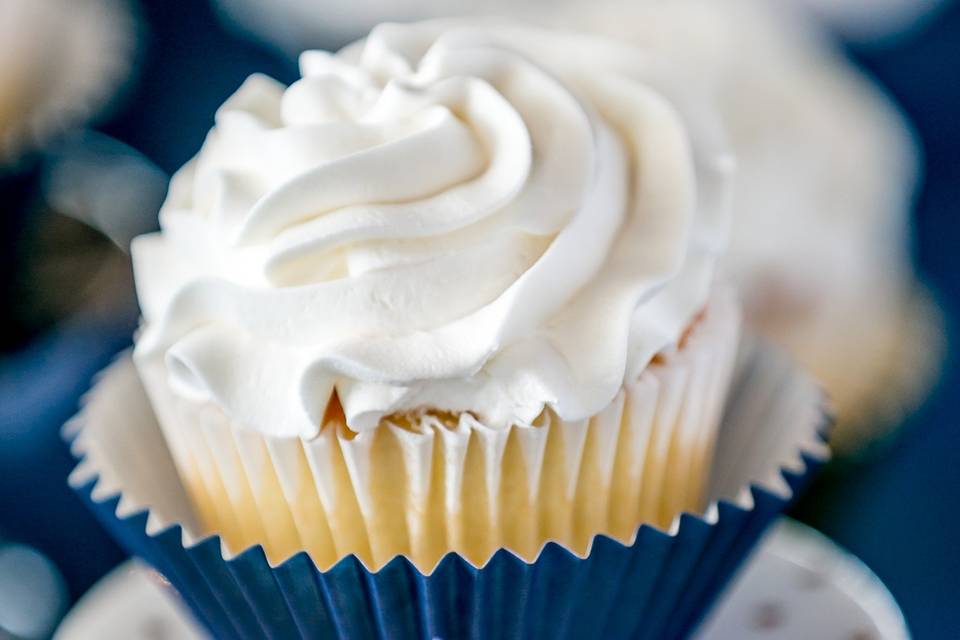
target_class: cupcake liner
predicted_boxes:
[132,294,741,572]
[66,337,828,639]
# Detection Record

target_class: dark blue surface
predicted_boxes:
[0,316,131,599]
[97,0,297,177]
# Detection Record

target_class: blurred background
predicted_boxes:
[0,0,957,637]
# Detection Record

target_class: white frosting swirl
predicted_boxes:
[132,20,733,437]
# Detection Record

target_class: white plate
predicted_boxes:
[55,519,908,640]
[696,519,909,639]
[53,561,204,640]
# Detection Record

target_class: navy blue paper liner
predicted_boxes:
[66,352,830,640]
[70,455,825,640]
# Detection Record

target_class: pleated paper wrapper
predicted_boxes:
[67,325,827,639]
[128,293,742,575]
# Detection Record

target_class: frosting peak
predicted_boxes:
[133,20,733,437]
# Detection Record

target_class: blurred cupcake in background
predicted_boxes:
[0,0,135,167]
[546,0,944,455]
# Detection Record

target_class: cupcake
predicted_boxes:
[0,0,134,166]
[130,19,743,570]
[71,19,829,639]
[552,0,942,454]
